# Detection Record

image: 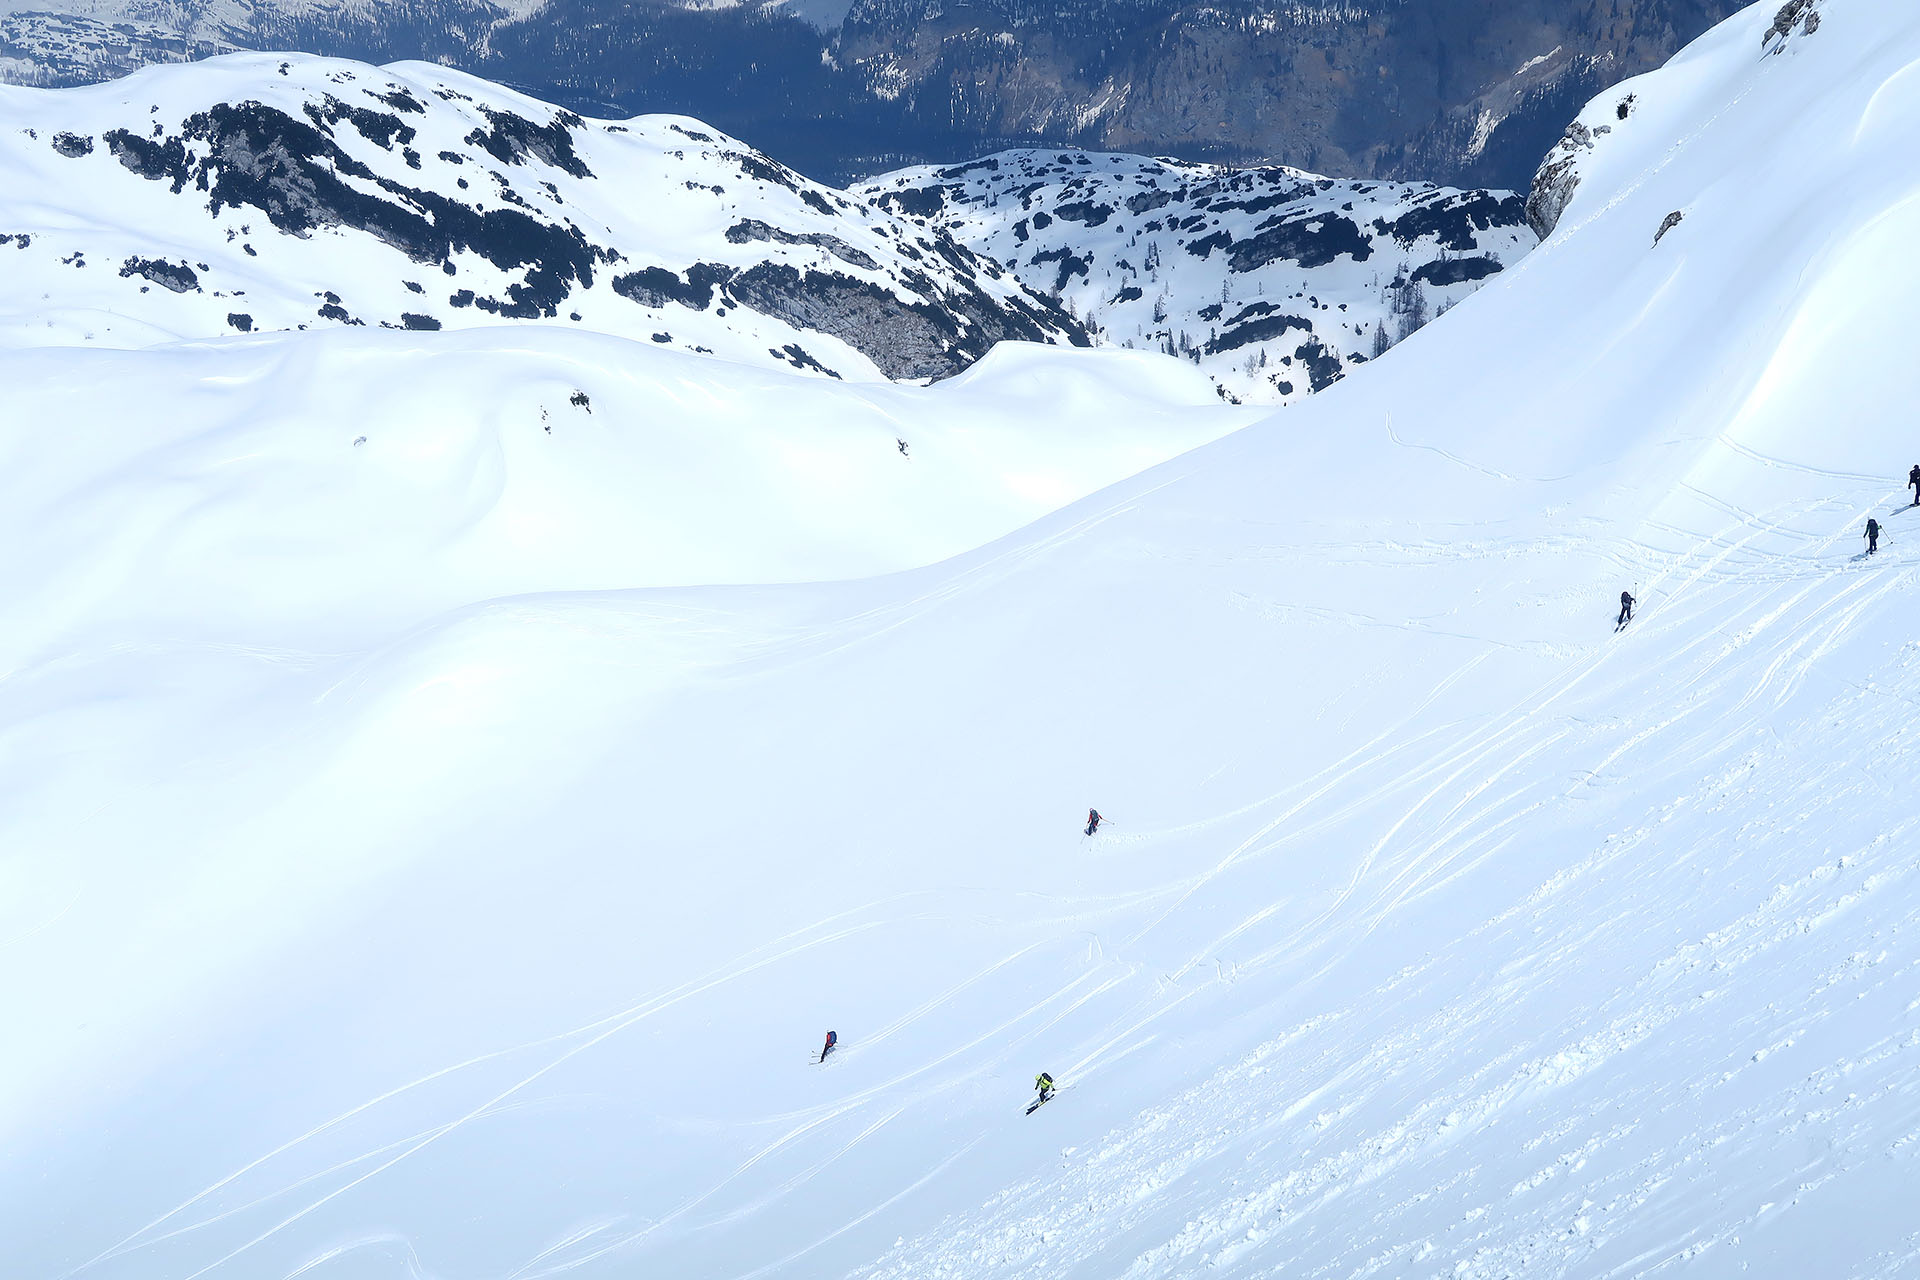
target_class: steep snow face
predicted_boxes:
[0,53,1085,378]
[1528,0,1827,239]
[857,149,1536,403]
[11,4,1920,1280]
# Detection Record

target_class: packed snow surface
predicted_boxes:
[7,2,1920,1279]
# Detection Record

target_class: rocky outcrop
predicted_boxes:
[1763,0,1822,47]
[1527,119,1596,240]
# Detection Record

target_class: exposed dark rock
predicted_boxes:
[462,105,591,178]
[1029,246,1090,292]
[1054,200,1112,227]
[726,261,1083,380]
[104,127,189,188]
[1228,213,1372,273]
[866,185,946,219]
[1527,119,1594,240]
[1411,255,1501,285]
[306,94,416,149]
[52,131,93,157]
[1294,338,1344,393]
[370,87,425,114]
[1764,0,1820,45]
[1205,303,1311,355]
[1374,193,1523,250]
[725,219,879,270]
[101,102,607,317]
[118,255,198,291]
[772,343,841,378]
[1184,230,1233,259]
[612,262,737,309]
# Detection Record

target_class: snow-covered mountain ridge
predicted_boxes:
[0,53,1085,377]
[858,149,1535,403]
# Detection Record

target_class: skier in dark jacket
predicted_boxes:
[820,1030,837,1062]
[1866,518,1881,555]
[1617,591,1635,628]
[1909,465,1919,505]
[1085,809,1103,837]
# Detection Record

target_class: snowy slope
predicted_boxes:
[857,150,1536,404]
[0,53,1084,378]
[9,3,1920,1280]
[0,328,1245,656]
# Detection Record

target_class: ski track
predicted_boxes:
[61,464,1920,1280]
[845,473,1920,1280]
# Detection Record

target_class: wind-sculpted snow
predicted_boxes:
[10,3,1920,1280]
[857,150,1535,403]
[0,53,1087,378]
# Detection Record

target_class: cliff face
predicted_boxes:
[0,0,1746,190]
[836,0,1748,188]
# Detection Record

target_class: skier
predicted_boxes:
[1616,591,1635,629]
[1866,517,1881,556]
[897,438,910,458]
[1909,464,1919,505]
[1033,1072,1055,1105]
[1085,808,1103,837]
[819,1030,837,1062]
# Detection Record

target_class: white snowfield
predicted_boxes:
[6,4,1920,1280]
[0,329,1243,649]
